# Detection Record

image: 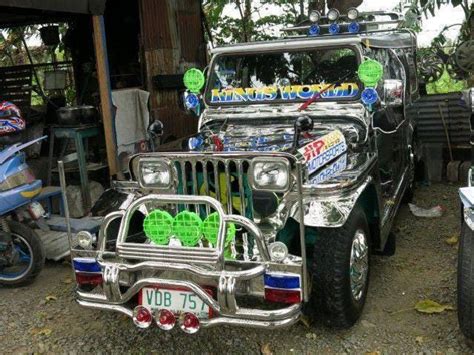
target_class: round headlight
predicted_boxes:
[309,10,321,23]
[252,159,290,191]
[76,231,95,249]
[140,160,171,188]
[269,242,288,262]
[327,8,340,21]
[347,7,359,20]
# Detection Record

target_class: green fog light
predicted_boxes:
[173,211,203,246]
[143,209,173,245]
[201,212,236,246]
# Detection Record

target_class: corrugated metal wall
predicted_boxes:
[139,0,206,142]
[409,92,471,146]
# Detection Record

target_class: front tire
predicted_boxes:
[0,221,45,286]
[310,206,370,328]
[458,219,474,341]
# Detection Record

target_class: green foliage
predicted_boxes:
[404,0,472,43]
[426,70,467,94]
[0,24,76,106]
[202,0,302,44]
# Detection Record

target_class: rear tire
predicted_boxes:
[0,221,45,286]
[458,220,474,341]
[309,206,370,328]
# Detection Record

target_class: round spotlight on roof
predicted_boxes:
[348,21,360,33]
[308,24,320,36]
[309,10,321,23]
[347,7,359,21]
[328,23,341,35]
[327,8,340,22]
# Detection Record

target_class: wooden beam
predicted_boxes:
[92,15,119,177]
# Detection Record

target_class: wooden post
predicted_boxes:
[92,15,119,177]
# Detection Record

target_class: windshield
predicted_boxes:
[206,47,360,105]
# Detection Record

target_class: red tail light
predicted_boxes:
[155,309,176,330]
[264,288,301,304]
[75,272,103,286]
[180,312,200,334]
[133,306,152,329]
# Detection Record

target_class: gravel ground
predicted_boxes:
[1,183,472,354]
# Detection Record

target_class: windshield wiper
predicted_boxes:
[298,71,354,111]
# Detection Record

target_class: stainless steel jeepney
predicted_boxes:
[64,11,418,332]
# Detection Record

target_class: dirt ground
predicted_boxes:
[1,183,472,354]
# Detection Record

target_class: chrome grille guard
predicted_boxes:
[109,194,270,266]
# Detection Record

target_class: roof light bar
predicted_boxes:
[282,11,403,35]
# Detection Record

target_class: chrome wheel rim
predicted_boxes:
[350,229,369,301]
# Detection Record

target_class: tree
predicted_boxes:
[405,0,473,43]
[404,0,473,85]
[203,0,304,44]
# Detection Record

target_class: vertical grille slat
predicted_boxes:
[224,161,233,214]
[202,161,211,215]
[180,161,189,210]
[213,162,220,207]
[191,162,199,213]
[237,160,246,217]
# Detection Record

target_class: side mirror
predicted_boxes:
[148,120,163,138]
[461,88,474,113]
[383,79,403,107]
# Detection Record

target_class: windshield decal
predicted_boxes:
[210,83,359,103]
[298,130,347,175]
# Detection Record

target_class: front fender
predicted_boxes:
[290,176,372,228]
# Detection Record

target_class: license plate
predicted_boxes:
[139,287,211,318]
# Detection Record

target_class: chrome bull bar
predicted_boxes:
[107,193,270,265]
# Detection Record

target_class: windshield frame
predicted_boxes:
[204,44,363,107]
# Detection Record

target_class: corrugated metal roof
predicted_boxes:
[0,0,106,14]
[409,92,471,146]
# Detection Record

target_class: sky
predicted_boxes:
[222,0,467,48]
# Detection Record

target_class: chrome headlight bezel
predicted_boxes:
[249,158,291,192]
[137,158,173,189]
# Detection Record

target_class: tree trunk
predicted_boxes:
[308,0,363,16]
[308,0,325,15]
[327,0,363,12]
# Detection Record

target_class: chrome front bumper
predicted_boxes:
[75,259,303,329]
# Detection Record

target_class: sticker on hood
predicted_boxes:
[298,130,347,175]
[309,154,347,185]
